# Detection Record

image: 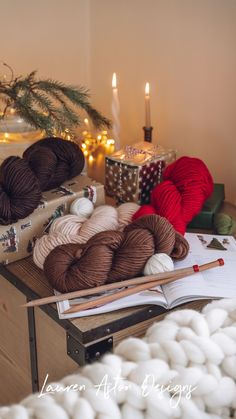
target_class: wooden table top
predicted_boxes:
[1,201,235,343]
[1,255,169,343]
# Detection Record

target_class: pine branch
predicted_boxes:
[0,67,111,134]
[14,93,53,133]
[32,79,111,129]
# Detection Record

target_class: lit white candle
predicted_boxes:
[112,72,120,150]
[84,117,90,131]
[145,82,151,128]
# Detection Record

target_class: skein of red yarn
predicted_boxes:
[133,156,213,235]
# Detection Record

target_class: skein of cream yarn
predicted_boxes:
[33,200,140,270]
[117,202,140,231]
[33,232,83,273]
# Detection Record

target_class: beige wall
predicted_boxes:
[90,0,236,203]
[0,0,90,85]
[0,0,235,203]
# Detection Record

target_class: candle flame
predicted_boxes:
[84,118,89,125]
[112,73,117,88]
[145,82,150,95]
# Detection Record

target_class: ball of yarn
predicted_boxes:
[44,214,189,292]
[133,156,213,235]
[23,137,85,191]
[0,156,41,225]
[70,197,94,218]
[143,253,174,275]
[214,213,236,235]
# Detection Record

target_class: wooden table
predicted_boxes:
[0,201,235,405]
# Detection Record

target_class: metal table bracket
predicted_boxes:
[67,332,113,365]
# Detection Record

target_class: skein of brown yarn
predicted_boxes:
[44,214,189,293]
[23,137,85,190]
[0,156,42,225]
[0,137,85,224]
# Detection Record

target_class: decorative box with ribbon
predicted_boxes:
[105,141,176,204]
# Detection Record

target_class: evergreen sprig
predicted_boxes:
[0,64,111,134]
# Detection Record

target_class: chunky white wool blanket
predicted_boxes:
[1,299,236,419]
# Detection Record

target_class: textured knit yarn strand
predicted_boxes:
[133,156,213,235]
[44,214,189,293]
[0,137,85,224]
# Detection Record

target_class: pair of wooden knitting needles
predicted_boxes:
[22,258,224,314]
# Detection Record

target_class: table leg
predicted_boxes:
[27,305,39,392]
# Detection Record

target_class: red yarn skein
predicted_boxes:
[133,156,213,235]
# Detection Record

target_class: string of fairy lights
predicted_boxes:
[0,111,115,162]
[80,119,115,162]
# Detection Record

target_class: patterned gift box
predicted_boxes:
[0,175,105,265]
[105,141,176,204]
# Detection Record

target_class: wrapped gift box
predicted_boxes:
[0,175,105,265]
[105,141,176,204]
[188,184,225,229]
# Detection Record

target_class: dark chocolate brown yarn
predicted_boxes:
[44,214,189,293]
[23,137,85,190]
[0,137,85,225]
[0,157,41,225]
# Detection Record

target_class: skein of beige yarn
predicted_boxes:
[33,201,139,270]
[50,214,87,236]
[117,202,140,231]
[33,232,83,270]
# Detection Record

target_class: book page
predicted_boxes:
[163,233,236,307]
[57,285,168,319]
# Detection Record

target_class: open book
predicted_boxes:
[57,233,236,319]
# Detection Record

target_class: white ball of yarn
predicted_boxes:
[144,253,174,275]
[70,197,94,218]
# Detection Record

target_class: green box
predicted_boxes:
[188,184,225,229]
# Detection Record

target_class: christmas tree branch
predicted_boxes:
[0,67,111,134]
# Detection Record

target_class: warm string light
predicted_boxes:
[80,118,115,162]
[0,133,10,143]
[59,128,74,141]
[55,117,116,170]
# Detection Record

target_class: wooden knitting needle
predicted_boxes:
[22,258,224,309]
[19,265,191,308]
[63,258,224,314]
